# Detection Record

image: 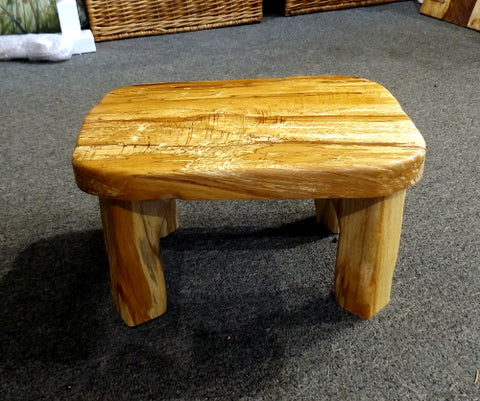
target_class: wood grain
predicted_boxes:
[334,190,406,319]
[420,0,480,31]
[315,199,340,233]
[99,198,177,326]
[72,76,426,201]
[73,76,426,324]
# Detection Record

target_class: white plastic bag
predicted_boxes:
[0,34,74,62]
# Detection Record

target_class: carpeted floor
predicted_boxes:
[1,2,479,400]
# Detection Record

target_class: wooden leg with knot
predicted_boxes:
[333,190,406,319]
[99,198,178,326]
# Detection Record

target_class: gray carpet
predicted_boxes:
[1,2,479,400]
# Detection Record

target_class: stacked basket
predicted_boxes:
[284,0,405,15]
[85,0,263,41]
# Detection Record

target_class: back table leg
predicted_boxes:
[333,190,406,319]
[99,198,178,326]
[315,199,340,234]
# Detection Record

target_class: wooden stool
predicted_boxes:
[72,76,426,326]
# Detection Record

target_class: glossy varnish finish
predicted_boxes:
[99,198,178,326]
[72,76,426,326]
[73,76,425,201]
[333,190,406,318]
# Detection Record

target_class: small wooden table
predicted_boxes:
[72,76,426,326]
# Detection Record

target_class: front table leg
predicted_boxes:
[99,198,178,326]
[334,190,406,319]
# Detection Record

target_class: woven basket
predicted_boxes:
[284,0,405,16]
[85,0,263,41]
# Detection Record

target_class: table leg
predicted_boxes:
[334,190,406,318]
[99,198,178,326]
[315,199,340,234]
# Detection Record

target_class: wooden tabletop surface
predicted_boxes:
[72,76,426,200]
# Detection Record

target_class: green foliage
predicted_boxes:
[0,0,61,34]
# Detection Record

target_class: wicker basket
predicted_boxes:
[284,0,405,16]
[85,0,263,41]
